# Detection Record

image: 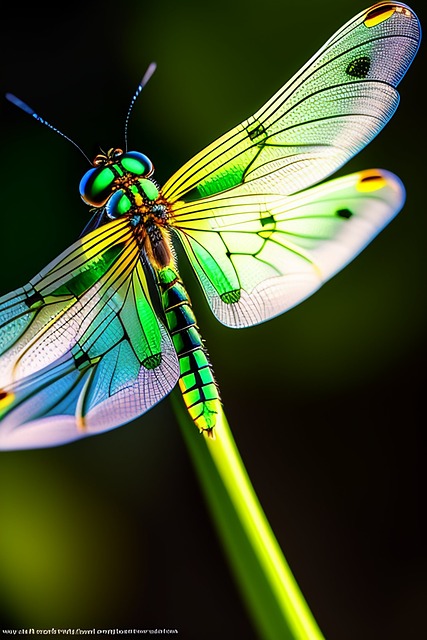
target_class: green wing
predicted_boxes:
[171,170,404,327]
[0,218,179,449]
[162,3,420,203]
[164,3,419,327]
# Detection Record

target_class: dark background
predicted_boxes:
[0,1,425,638]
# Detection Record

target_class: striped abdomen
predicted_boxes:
[157,266,220,435]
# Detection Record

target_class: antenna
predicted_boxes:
[124,61,157,151]
[5,93,92,164]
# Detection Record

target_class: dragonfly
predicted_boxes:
[0,2,421,449]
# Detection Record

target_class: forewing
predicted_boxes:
[0,220,179,449]
[162,3,420,202]
[171,169,404,327]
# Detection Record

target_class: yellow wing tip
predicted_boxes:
[356,170,388,192]
[364,3,413,29]
[0,390,15,415]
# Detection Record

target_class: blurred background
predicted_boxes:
[0,0,425,638]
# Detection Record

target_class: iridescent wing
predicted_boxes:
[0,218,179,449]
[163,2,420,327]
[162,3,420,202]
[171,170,404,327]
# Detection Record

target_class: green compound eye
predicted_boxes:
[106,190,131,219]
[120,151,153,176]
[79,166,116,206]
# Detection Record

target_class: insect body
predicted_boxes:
[80,147,221,434]
[158,267,219,433]
[0,2,421,449]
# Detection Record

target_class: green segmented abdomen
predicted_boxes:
[157,266,219,434]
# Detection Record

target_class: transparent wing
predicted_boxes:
[171,169,404,327]
[0,219,179,450]
[162,3,420,202]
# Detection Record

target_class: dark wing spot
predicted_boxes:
[25,291,44,308]
[74,352,91,369]
[247,119,267,143]
[360,174,382,184]
[260,213,275,227]
[0,390,8,400]
[143,353,162,369]
[336,208,353,219]
[346,56,371,79]
[258,211,276,239]
[220,290,241,304]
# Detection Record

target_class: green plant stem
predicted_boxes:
[171,390,326,640]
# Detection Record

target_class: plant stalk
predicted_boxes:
[172,390,326,640]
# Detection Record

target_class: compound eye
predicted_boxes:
[79,166,116,206]
[120,151,153,176]
[106,190,131,219]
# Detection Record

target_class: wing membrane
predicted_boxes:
[162,3,420,202]
[0,220,179,449]
[172,169,404,327]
